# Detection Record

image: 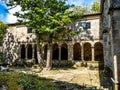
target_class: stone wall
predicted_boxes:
[68,15,100,41]
[112,10,120,83]
[102,0,120,88]
[2,25,37,64]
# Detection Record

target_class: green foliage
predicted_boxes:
[69,6,89,20]
[91,0,100,13]
[0,21,7,44]
[7,0,73,42]
[0,72,57,90]
[0,52,3,63]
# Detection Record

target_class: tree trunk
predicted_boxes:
[36,34,44,67]
[45,43,52,70]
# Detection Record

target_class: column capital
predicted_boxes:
[91,46,94,48]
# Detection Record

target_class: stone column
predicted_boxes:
[58,45,61,61]
[81,43,84,61]
[91,46,95,61]
[113,55,118,84]
[68,43,73,61]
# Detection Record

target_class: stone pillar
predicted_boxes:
[32,44,35,59]
[91,46,95,61]
[113,55,118,84]
[58,45,61,61]
[68,43,73,61]
[81,43,84,61]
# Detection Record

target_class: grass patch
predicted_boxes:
[0,72,58,90]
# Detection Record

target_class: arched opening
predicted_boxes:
[34,44,38,64]
[94,42,104,61]
[52,43,59,60]
[73,43,81,61]
[84,43,92,61]
[21,44,25,59]
[44,44,47,60]
[27,44,32,59]
[61,43,68,60]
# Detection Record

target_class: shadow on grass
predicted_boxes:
[0,71,98,90]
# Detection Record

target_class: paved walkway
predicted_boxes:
[40,68,101,88]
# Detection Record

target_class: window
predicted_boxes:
[27,27,32,33]
[81,22,91,29]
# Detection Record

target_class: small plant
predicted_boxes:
[81,61,88,67]
[102,28,110,34]
[89,65,95,70]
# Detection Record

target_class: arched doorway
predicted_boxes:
[84,43,92,61]
[52,43,59,60]
[27,44,32,59]
[34,44,38,64]
[94,42,104,61]
[44,44,47,60]
[61,43,68,60]
[73,43,81,61]
[21,44,25,59]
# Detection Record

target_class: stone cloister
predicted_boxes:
[42,41,104,62]
[2,13,103,65]
[20,43,38,64]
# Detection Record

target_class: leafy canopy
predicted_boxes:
[91,0,100,13]
[69,6,90,20]
[7,0,73,42]
[0,21,7,44]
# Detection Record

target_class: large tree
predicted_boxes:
[7,0,74,70]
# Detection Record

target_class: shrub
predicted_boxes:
[0,52,3,63]
[0,72,57,90]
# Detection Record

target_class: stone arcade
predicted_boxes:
[2,13,104,65]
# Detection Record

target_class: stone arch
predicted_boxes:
[94,42,104,61]
[27,44,32,59]
[44,44,47,60]
[84,43,92,61]
[52,43,59,60]
[73,43,81,61]
[61,43,68,60]
[21,44,25,59]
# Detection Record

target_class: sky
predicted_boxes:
[0,0,96,24]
